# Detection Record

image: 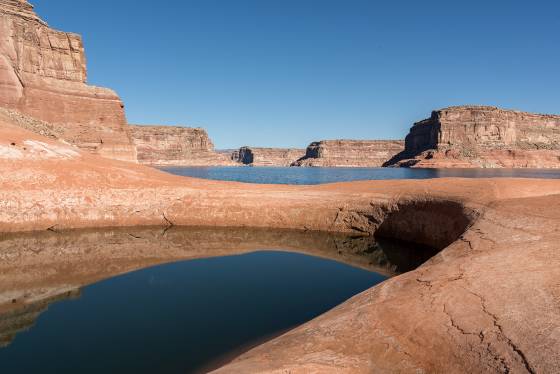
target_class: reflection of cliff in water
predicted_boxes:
[0,290,80,348]
[0,226,438,348]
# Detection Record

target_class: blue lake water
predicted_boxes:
[162,166,560,185]
[0,239,390,374]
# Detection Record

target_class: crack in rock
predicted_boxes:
[468,290,536,374]
[442,303,483,342]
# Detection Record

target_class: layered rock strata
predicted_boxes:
[0,0,136,161]
[1,114,560,372]
[386,106,560,168]
[294,140,405,167]
[233,146,305,166]
[130,125,235,166]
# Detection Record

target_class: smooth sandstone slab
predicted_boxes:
[1,114,559,373]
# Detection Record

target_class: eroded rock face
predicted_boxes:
[0,0,137,161]
[387,106,560,168]
[1,117,560,372]
[233,146,305,166]
[294,140,405,167]
[130,125,235,166]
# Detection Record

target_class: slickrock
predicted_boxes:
[1,113,560,373]
[386,106,560,168]
[0,0,137,161]
[233,146,305,166]
[294,140,405,167]
[130,125,236,166]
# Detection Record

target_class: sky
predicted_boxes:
[33,0,560,149]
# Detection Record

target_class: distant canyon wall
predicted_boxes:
[226,142,405,168]
[2,4,559,169]
[233,146,305,166]
[294,140,405,167]
[130,125,235,166]
[0,0,136,161]
[386,106,560,168]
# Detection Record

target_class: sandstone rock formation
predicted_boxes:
[386,105,560,168]
[0,0,137,161]
[233,146,305,166]
[294,140,404,167]
[1,113,560,372]
[130,125,235,166]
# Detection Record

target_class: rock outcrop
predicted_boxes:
[233,146,305,166]
[1,115,560,372]
[130,125,235,166]
[0,0,136,161]
[386,106,560,168]
[294,140,404,167]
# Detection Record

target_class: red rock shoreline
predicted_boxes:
[1,2,559,373]
[1,112,560,372]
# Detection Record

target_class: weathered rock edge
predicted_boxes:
[386,105,560,168]
[1,120,560,373]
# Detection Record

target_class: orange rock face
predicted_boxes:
[0,0,137,162]
[294,140,405,167]
[1,112,560,372]
[233,146,306,166]
[1,4,560,373]
[130,125,236,166]
[387,106,560,168]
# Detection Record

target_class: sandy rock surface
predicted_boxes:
[0,113,559,372]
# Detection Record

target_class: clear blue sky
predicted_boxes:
[33,0,559,149]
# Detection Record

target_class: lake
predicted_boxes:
[0,227,434,373]
[161,166,560,185]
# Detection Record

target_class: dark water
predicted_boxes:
[1,226,429,374]
[162,166,560,185]
[1,252,383,373]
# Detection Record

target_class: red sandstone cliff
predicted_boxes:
[130,125,236,166]
[294,140,405,167]
[0,0,136,161]
[386,106,560,168]
[233,146,305,167]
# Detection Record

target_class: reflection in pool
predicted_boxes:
[0,227,437,373]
